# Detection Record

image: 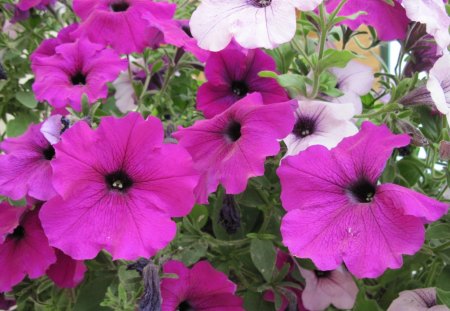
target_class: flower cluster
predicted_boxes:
[0,0,449,310]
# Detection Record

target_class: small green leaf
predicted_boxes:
[437,288,450,307]
[353,291,381,311]
[243,292,274,311]
[250,239,276,282]
[427,223,450,240]
[6,112,38,137]
[15,91,38,108]
[318,49,356,71]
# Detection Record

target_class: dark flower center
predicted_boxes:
[224,120,242,142]
[110,1,129,12]
[43,145,55,160]
[9,225,25,240]
[348,178,376,203]
[105,171,133,192]
[178,301,194,311]
[292,116,316,138]
[248,0,272,8]
[71,71,87,85]
[181,25,193,38]
[231,81,249,97]
[314,270,331,278]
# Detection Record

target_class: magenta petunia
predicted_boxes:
[0,206,56,292]
[73,0,176,54]
[40,112,199,260]
[46,249,87,289]
[326,0,410,41]
[197,44,289,119]
[142,15,210,62]
[160,260,244,311]
[31,23,79,67]
[32,38,127,111]
[0,122,56,201]
[279,122,448,278]
[173,93,295,203]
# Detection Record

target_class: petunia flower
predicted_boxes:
[0,206,56,292]
[73,0,176,54]
[32,38,127,111]
[300,266,358,311]
[160,260,244,311]
[17,0,55,11]
[173,93,295,203]
[189,0,322,51]
[142,15,210,62]
[279,121,448,278]
[40,114,74,145]
[328,60,374,114]
[197,44,288,119]
[31,23,79,67]
[427,54,450,124]
[0,122,57,201]
[46,249,87,289]
[403,0,450,55]
[326,0,410,41]
[283,100,358,156]
[40,112,199,260]
[387,288,449,311]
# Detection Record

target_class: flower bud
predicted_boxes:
[218,194,241,234]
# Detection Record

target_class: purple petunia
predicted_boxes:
[73,0,176,54]
[40,113,199,260]
[0,122,56,201]
[279,122,448,278]
[197,44,288,119]
[161,260,244,311]
[174,93,295,203]
[32,38,127,111]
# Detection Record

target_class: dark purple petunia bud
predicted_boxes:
[127,259,162,311]
[0,63,7,80]
[218,194,241,234]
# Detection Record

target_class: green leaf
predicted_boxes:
[250,239,276,282]
[15,91,38,108]
[243,292,274,311]
[275,73,308,98]
[437,266,450,291]
[73,271,116,311]
[318,49,356,71]
[6,112,38,137]
[353,291,381,311]
[188,205,209,229]
[437,288,450,307]
[427,223,450,240]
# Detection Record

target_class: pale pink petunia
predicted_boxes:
[40,114,72,145]
[300,266,358,311]
[173,93,295,203]
[279,122,448,278]
[32,38,127,111]
[161,260,244,311]
[283,100,358,156]
[387,288,450,311]
[0,122,57,201]
[46,249,87,288]
[73,0,176,54]
[329,60,374,114]
[402,0,450,55]
[40,113,199,260]
[0,207,56,292]
[189,0,321,52]
[197,43,288,118]
[427,54,450,124]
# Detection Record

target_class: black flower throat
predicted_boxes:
[225,120,242,142]
[347,178,376,203]
[178,301,194,311]
[105,171,133,192]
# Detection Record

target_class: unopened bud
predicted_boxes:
[127,259,162,311]
[439,141,450,161]
[396,120,429,147]
[0,63,7,80]
[218,194,241,234]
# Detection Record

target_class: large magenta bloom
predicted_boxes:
[32,38,127,111]
[173,93,295,203]
[197,44,288,119]
[73,0,176,54]
[326,0,410,41]
[0,122,56,201]
[40,113,199,260]
[0,206,56,292]
[279,122,448,278]
[161,260,244,311]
